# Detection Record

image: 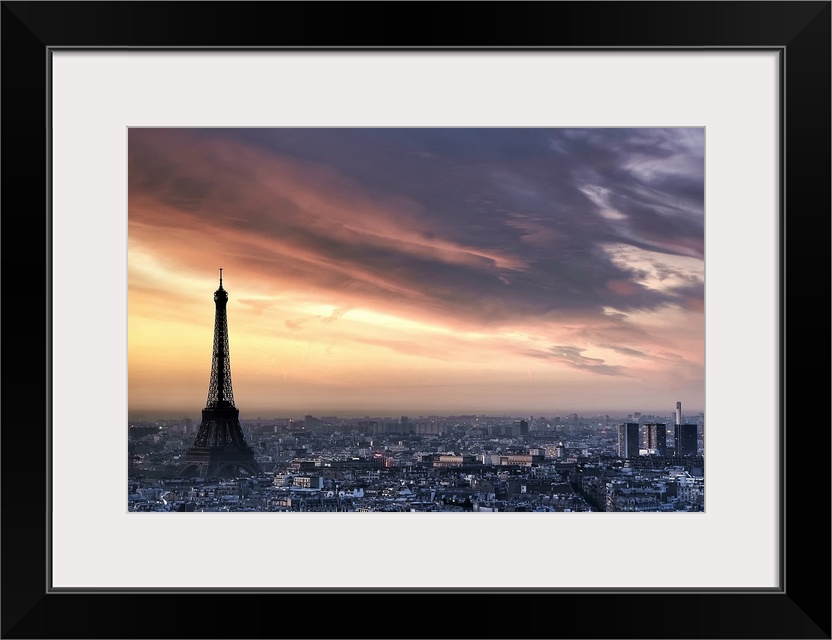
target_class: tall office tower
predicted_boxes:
[674,423,698,457]
[180,270,262,478]
[642,423,667,455]
[618,423,640,459]
[512,419,529,436]
[675,401,682,426]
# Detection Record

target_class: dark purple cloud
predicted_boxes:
[129,128,704,329]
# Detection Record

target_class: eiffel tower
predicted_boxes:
[179,269,262,478]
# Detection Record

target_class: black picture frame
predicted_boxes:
[2,2,829,638]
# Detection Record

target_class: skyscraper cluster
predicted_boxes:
[617,401,699,459]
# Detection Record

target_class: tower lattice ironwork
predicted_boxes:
[180,269,262,478]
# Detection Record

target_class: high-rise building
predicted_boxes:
[618,423,640,459]
[512,419,529,436]
[674,423,698,457]
[675,401,682,426]
[642,423,667,455]
[180,270,262,478]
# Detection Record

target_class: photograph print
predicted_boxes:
[127,127,705,513]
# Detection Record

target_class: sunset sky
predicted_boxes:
[128,128,704,419]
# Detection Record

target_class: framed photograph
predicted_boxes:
[3,2,829,638]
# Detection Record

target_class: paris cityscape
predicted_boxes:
[126,268,703,513]
[128,128,705,513]
[128,405,705,512]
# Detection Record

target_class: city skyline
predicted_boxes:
[128,128,704,418]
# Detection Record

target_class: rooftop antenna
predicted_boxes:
[219,267,223,288]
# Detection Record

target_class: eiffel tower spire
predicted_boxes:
[206,268,235,409]
[180,270,261,478]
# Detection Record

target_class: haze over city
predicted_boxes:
[128,128,704,419]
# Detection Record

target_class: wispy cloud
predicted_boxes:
[128,128,704,414]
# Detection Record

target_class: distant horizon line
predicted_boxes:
[128,409,704,421]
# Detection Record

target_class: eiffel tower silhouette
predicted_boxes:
[179,269,261,478]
